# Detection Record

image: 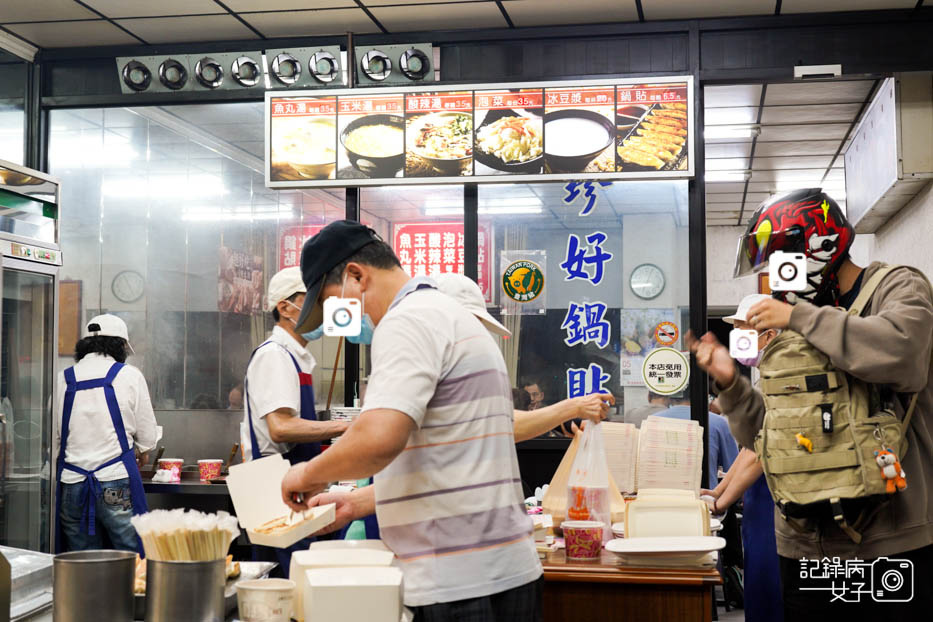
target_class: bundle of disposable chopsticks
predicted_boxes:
[131,509,240,561]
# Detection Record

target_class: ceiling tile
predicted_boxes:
[706,143,753,159]
[223,0,355,9]
[704,84,762,108]
[506,0,639,27]
[115,14,257,43]
[6,20,139,46]
[758,124,848,141]
[705,107,759,125]
[642,0,772,20]
[370,3,507,31]
[750,168,830,183]
[243,8,378,37]
[760,103,863,124]
[706,182,747,194]
[781,0,915,14]
[82,0,224,18]
[0,0,96,22]
[764,81,874,106]
[755,140,841,157]
[751,156,833,170]
[706,158,749,171]
[707,193,745,203]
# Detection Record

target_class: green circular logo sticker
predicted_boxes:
[641,347,690,395]
[502,260,544,303]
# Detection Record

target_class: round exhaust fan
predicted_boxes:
[360,50,391,81]
[121,60,152,92]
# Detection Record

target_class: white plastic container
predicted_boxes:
[290,545,396,621]
[624,495,710,538]
[226,454,336,548]
[236,578,295,622]
[304,566,403,622]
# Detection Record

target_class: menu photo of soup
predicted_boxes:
[405,91,473,178]
[337,94,406,180]
[473,89,544,176]
[542,87,615,175]
[269,96,338,181]
[615,83,689,173]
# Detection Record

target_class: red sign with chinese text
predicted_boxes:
[270,97,337,117]
[338,94,404,115]
[279,225,324,270]
[617,84,688,105]
[475,89,543,110]
[405,92,473,113]
[544,87,614,108]
[393,222,493,302]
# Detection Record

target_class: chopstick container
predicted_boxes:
[144,558,225,622]
[53,550,135,622]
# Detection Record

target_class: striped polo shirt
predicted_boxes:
[363,278,541,607]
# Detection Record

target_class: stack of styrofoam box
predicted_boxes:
[290,540,402,622]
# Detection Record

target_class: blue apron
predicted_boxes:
[244,340,321,576]
[55,362,148,554]
[741,474,783,622]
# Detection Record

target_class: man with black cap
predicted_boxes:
[282,221,542,620]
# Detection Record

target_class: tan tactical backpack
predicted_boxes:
[754,265,924,543]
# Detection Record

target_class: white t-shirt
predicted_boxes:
[243,326,316,458]
[363,278,541,607]
[55,353,157,484]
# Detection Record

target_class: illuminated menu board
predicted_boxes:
[266,76,693,188]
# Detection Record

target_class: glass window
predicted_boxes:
[48,103,346,411]
[479,181,689,427]
[0,53,26,165]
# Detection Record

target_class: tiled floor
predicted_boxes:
[718,607,746,621]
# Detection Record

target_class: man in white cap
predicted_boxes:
[242,267,349,575]
[433,273,613,441]
[54,314,156,552]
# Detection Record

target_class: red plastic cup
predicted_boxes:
[198,459,223,482]
[562,520,605,560]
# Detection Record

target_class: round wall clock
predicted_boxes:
[630,263,665,300]
[112,270,146,303]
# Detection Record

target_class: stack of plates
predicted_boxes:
[636,417,703,493]
[605,536,725,568]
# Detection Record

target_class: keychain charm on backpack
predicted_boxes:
[874,446,907,494]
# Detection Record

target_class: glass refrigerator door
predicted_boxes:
[0,260,55,552]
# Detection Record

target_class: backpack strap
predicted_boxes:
[847,263,931,439]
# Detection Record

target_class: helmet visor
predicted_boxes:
[733,225,805,278]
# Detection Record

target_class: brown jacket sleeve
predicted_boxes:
[788,267,933,393]
[716,373,766,450]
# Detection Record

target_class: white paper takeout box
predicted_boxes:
[291,544,396,621]
[304,566,403,622]
[226,454,336,548]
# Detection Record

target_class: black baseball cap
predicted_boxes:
[296,220,381,333]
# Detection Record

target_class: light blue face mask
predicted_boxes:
[342,274,375,345]
[302,325,324,341]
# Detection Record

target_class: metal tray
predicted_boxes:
[133,561,276,621]
[615,102,689,173]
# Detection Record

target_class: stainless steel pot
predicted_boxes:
[144,558,225,622]
[53,550,135,622]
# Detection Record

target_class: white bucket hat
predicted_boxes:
[85,314,134,353]
[266,266,306,312]
[434,273,511,338]
[723,294,772,325]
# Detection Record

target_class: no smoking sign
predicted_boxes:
[654,321,679,346]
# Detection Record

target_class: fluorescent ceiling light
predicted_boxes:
[425,206,543,217]
[706,170,752,183]
[704,125,761,140]
[0,30,38,62]
[102,174,227,199]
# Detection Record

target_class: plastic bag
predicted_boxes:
[566,422,611,542]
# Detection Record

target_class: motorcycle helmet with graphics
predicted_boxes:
[734,188,854,305]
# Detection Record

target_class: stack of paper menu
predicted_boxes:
[636,417,703,494]
[600,422,639,494]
